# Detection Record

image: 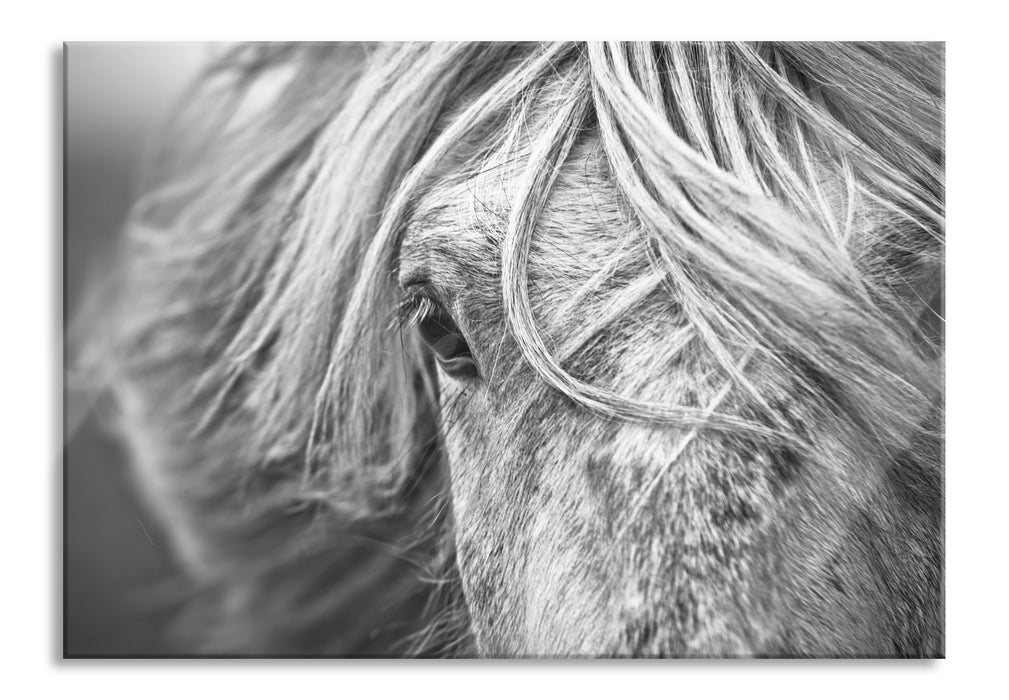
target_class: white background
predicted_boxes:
[4,2,1006,697]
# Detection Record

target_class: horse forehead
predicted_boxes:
[399,143,628,281]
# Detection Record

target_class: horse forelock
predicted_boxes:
[389,42,942,445]
[101,42,944,655]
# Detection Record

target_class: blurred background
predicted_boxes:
[64,43,213,656]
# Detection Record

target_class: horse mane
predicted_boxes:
[93,42,943,655]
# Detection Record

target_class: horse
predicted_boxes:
[93,42,944,657]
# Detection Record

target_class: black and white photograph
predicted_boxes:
[62,40,946,660]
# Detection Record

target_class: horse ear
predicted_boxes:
[918,287,943,352]
[757,42,943,351]
[856,217,943,353]
[898,242,944,353]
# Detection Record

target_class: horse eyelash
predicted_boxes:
[391,291,438,335]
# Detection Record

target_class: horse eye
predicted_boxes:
[415,304,478,379]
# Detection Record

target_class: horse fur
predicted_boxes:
[94,42,944,657]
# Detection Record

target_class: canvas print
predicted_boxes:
[65,42,944,658]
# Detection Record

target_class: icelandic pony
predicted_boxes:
[96,42,943,657]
